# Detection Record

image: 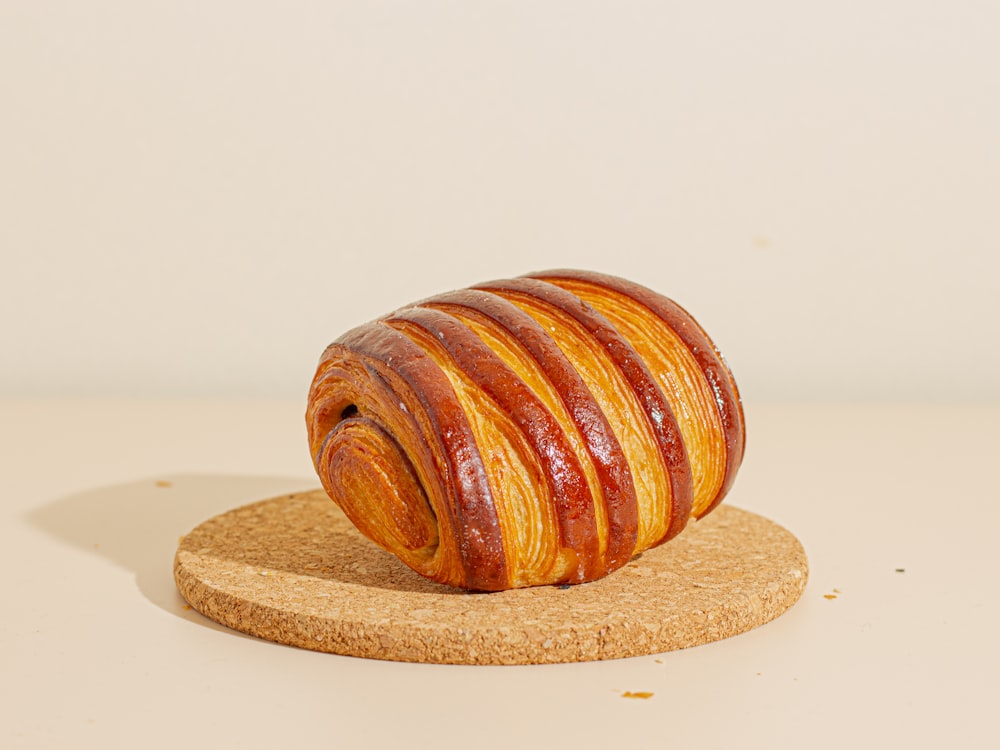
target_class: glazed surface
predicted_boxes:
[306,270,745,590]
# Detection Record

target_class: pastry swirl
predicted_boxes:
[306,270,745,591]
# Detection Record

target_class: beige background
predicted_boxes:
[3,1,998,402]
[4,7,1000,745]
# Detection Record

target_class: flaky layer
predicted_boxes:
[307,270,745,590]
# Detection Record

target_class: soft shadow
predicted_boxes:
[26,474,320,629]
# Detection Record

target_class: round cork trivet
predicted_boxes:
[174,489,807,665]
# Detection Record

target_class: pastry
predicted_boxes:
[306,270,745,591]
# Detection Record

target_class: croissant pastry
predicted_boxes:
[306,270,745,591]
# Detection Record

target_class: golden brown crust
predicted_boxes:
[425,289,640,576]
[475,277,694,546]
[531,270,745,518]
[306,270,745,590]
[386,306,601,584]
[308,323,507,590]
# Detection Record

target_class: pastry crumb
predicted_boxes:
[155,480,173,488]
[622,691,654,699]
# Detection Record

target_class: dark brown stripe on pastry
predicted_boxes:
[387,305,603,582]
[333,322,508,590]
[534,269,745,516]
[425,289,640,572]
[475,277,694,546]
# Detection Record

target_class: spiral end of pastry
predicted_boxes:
[307,270,745,591]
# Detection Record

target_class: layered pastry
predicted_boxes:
[306,270,744,591]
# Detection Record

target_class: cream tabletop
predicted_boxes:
[2,399,996,749]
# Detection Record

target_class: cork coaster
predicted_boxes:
[174,489,807,665]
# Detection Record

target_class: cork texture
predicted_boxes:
[174,490,808,665]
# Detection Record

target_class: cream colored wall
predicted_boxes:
[3,2,998,401]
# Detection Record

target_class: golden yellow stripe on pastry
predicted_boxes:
[307,351,453,583]
[386,319,566,587]
[495,294,670,554]
[429,302,610,561]
[320,417,437,553]
[545,280,726,517]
